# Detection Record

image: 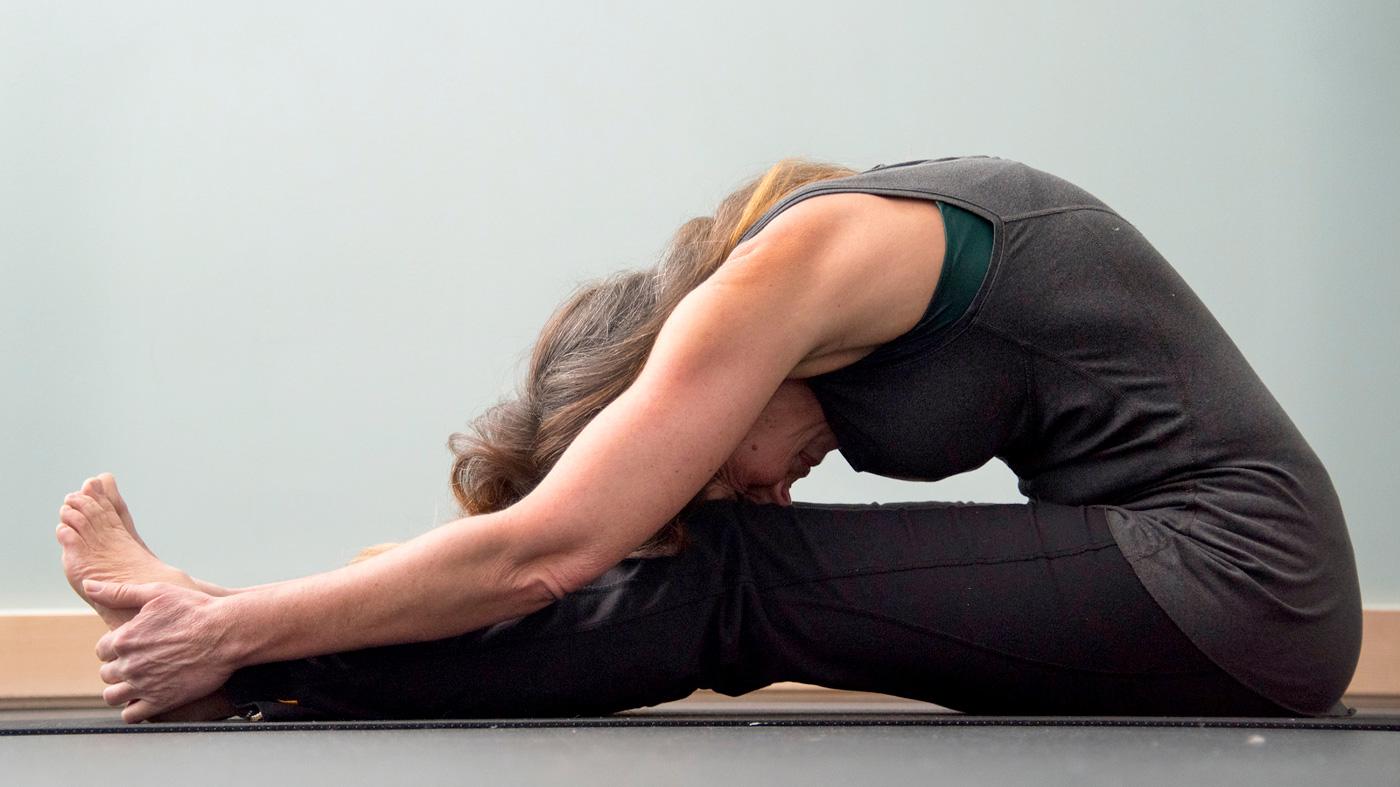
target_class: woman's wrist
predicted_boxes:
[192,578,235,597]
[211,590,274,672]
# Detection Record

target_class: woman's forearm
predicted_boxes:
[193,573,334,597]
[213,510,554,669]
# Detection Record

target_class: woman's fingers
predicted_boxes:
[102,681,140,708]
[82,583,236,724]
[98,660,122,684]
[85,580,166,611]
[96,629,118,662]
[121,699,161,724]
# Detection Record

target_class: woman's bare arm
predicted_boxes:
[92,193,946,721]
[217,236,837,662]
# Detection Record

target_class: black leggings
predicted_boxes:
[223,499,1295,720]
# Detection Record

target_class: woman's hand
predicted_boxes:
[85,580,242,723]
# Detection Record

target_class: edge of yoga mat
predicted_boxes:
[4,713,1398,735]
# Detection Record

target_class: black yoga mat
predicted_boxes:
[4,712,1398,736]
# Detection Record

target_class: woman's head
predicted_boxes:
[705,380,841,507]
[449,157,855,553]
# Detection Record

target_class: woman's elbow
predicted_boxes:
[516,553,598,605]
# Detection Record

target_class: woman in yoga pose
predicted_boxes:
[58,156,1362,723]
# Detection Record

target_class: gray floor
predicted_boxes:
[4,710,1398,787]
[5,723,1397,787]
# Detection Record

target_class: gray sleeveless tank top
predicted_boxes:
[734,156,1362,714]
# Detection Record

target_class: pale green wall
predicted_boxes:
[3,0,1397,608]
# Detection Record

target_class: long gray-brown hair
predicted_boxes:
[448,158,856,556]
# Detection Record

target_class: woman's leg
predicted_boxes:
[223,499,1294,720]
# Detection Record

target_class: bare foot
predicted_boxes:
[56,474,198,629]
[94,472,153,555]
[55,474,241,722]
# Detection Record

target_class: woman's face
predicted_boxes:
[707,380,841,506]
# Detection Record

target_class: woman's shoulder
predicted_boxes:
[732,189,940,257]
[719,191,949,378]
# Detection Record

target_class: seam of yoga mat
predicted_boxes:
[3,715,1397,735]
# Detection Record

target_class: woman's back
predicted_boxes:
[737,156,1362,714]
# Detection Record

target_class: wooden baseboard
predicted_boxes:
[1349,607,1399,696]
[0,612,109,701]
[2,608,1395,708]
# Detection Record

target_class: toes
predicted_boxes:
[59,504,87,532]
[65,493,103,521]
[96,473,146,547]
[55,522,80,547]
[98,472,120,498]
[83,477,121,519]
[66,492,120,525]
[99,473,132,515]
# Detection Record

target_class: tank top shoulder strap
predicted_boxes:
[735,155,1114,248]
